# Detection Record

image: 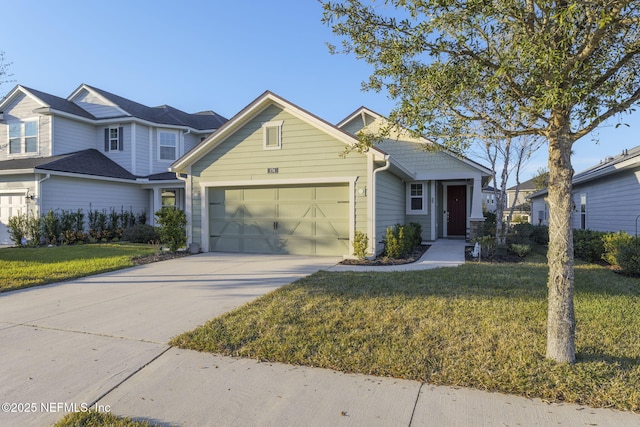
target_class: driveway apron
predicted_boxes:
[0,253,339,426]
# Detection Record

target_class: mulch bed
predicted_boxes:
[132,251,191,265]
[339,245,430,266]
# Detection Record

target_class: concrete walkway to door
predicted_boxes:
[327,238,467,272]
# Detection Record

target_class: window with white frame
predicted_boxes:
[159,131,177,161]
[580,193,587,230]
[104,126,123,152]
[8,120,38,154]
[407,183,426,214]
[262,120,283,150]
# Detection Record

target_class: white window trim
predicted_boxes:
[106,126,121,152]
[406,182,427,214]
[7,118,39,156]
[158,129,178,162]
[580,193,587,230]
[262,120,283,150]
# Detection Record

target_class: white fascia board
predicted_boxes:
[198,176,359,189]
[33,168,140,184]
[414,171,483,181]
[0,168,35,175]
[336,106,382,129]
[0,85,49,111]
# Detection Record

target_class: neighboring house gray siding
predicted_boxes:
[571,170,640,234]
[52,116,95,155]
[1,94,51,160]
[40,176,150,216]
[99,123,133,173]
[135,125,151,176]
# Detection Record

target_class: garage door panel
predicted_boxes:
[209,185,350,256]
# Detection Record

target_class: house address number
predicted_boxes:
[267,168,279,174]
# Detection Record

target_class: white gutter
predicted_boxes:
[370,156,392,255]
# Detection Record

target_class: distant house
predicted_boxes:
[170,91,492,257]
[0,84,226,244]
[505,178,538,223]
[529,146,640,234]
[482,185,506,213]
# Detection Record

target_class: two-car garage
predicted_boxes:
[208,184,350,256]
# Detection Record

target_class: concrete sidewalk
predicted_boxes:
[1,249,638,426]
[327,239,466,272]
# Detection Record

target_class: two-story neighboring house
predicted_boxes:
[504,178,537,223]
[0,84,227,244]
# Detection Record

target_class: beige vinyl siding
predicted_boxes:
[375,171,405,253]
[52,116,95,155]
[1,94,51,160]
[190,105,369,248]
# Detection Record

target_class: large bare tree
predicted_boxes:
[322,1,640,363]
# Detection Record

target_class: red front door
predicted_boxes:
[447,185,467,236]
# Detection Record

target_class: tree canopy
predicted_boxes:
[323,0,640,364]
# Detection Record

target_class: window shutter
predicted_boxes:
[118,126,124,151]
[104,128,109,151]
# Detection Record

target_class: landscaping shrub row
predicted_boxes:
[384,222,422,258]
[7,207,186,251]
[476,216,640,275]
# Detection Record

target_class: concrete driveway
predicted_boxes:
[0,253,340,426]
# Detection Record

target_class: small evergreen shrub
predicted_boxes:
[353,230,369,259]
[508,222,534,244]
[385,226,402,259]
[155,207,187,252]
[510,243,531,258]
[384,223,422,259]
[473,235,496,259]
[7,213,27,246]
[602,231,634,266]
[122,224,160,244]
[43,209,61,245]
[530,225,549,245]
[573,229,606,263]
[616,241,640,275]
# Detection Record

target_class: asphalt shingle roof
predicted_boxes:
[20,86,97,120]
[85,85,228,130]
[0,149,183,181]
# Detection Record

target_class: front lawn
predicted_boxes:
[171,261,640,411]
[0,243,158,293]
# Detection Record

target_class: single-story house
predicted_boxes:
[529,145,640,234]
[170,91,492,257]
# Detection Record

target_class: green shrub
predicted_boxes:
[353,230,369,259]
[384,223,422,259]
[7,212,41,247]
[573,229,606,262]
[510,243,531,258]
[617,241,640,275]
[155,207,187,252]
[602,231,634,266]
[43,209,61,245]
[530,225,549,245]
[122,224,160,244]
[473,235,496,259]
[508,222,534,244]
[480,210,497,237]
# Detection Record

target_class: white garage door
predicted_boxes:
[0,193,26,245]
[209,184,350,256]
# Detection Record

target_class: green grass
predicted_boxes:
[0,243,157,292]
[171,260,640,411]
[54,411,158,427]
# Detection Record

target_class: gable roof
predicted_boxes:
[170,91,391,173]
[338,106,492,176]
[75,84,227,130]
[0,85,97,120]
[507,177,538,192]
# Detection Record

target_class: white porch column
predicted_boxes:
[151,187,162,226]
[469,176,485,220]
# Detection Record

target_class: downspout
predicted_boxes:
[371,156,391,255]
[175,171,192,246]
[37,173,51,214]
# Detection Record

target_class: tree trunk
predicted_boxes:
[545,128,576,364]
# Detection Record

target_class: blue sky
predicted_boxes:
[3,0,638,184]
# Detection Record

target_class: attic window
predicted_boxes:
[262,120,283,150]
